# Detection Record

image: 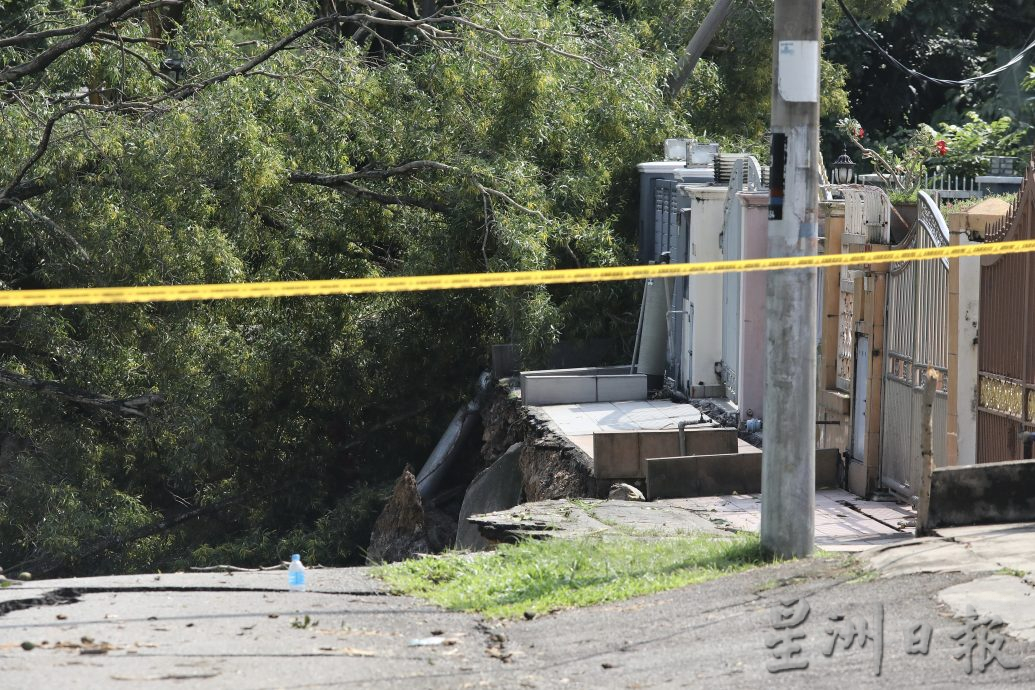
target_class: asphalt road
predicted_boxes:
[1,556,1033,689]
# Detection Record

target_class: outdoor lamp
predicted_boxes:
[831,149,856,185]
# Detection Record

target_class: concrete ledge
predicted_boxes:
[654,450,764,498]
[520,368,648,406]
[928,459,1035,528]
[594,428,737,479]
[646,449,839,499]
[521,366,633,378]
[646,451,761,499]
[596,375,648,402]
[521,375,596,405]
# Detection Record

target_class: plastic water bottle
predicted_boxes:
[288,554,306,592]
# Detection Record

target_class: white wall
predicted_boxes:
[737,192,769,418]
[688,187,727,387]
[957,234,980,465]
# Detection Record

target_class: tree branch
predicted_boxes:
[474,182,546,220]
[6,200,91,260]
[351,0,606,70]
[302,159,460,181]
[0,1,181,48]
[11,487,251,577]
[0,179,50,208]
[0,1,154,84]
[290,171,451,213]
[1,102,154,206]
[0,369,164,418]
[94,36,177,86]
[290,159,547,219]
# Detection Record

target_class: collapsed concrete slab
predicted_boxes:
[366,468,432,564]
[455,442,524,551]
[467,498,726,543]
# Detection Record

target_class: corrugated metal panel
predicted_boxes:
[977,151,1035,461]
[978,411,1020,463]
[655,180,693,390]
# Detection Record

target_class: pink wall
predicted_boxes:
[737,192,770,419]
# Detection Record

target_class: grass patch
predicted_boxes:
[996,567,1027,578]
[756,574,810,592]
[376,532,769,619]
[941,192,1016,214]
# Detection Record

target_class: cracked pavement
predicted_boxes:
[1,525,1034,688]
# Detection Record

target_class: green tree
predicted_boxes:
[826,0,1035,139]
[0,0,692,575]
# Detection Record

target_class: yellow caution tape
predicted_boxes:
[2,238,1032,308]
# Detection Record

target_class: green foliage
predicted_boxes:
[827,0,1035,139]
[836,109,1028,196]
[608,0,852,138]
[941,192,1017,214]
[933,112,1029,177]
[291,614,318,629]
[0,0,695,576]
[376,532,769,618]
[837,116,938,197]
[996,567,1027,578]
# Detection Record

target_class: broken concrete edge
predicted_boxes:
[464,497,737,545]
[405,381,601,555]
[515,396,597,500]
[455,442,525,551]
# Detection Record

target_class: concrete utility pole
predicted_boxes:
[761,0,821,558]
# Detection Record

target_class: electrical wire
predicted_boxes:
[836,0,1035,87]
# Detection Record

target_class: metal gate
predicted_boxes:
[654,179,689,390]
[977,153,1035,461]
[879,191,949,501]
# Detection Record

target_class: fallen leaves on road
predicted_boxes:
[111,672,220,681]
[8,638,121,654]
[316,646,377,656]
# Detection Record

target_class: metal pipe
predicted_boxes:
[881,476,918,507]
[416,371,493,500]
[630,277,649,374]
[667,0,737,98]
[677,413,708,455]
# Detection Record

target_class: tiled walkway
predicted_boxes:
[530,399,743,459]
[530,399,721,437]
[673,489,916,551]
[527,399,915,551]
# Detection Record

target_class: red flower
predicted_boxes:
[936,140,948,156]
[857,127,865,138]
